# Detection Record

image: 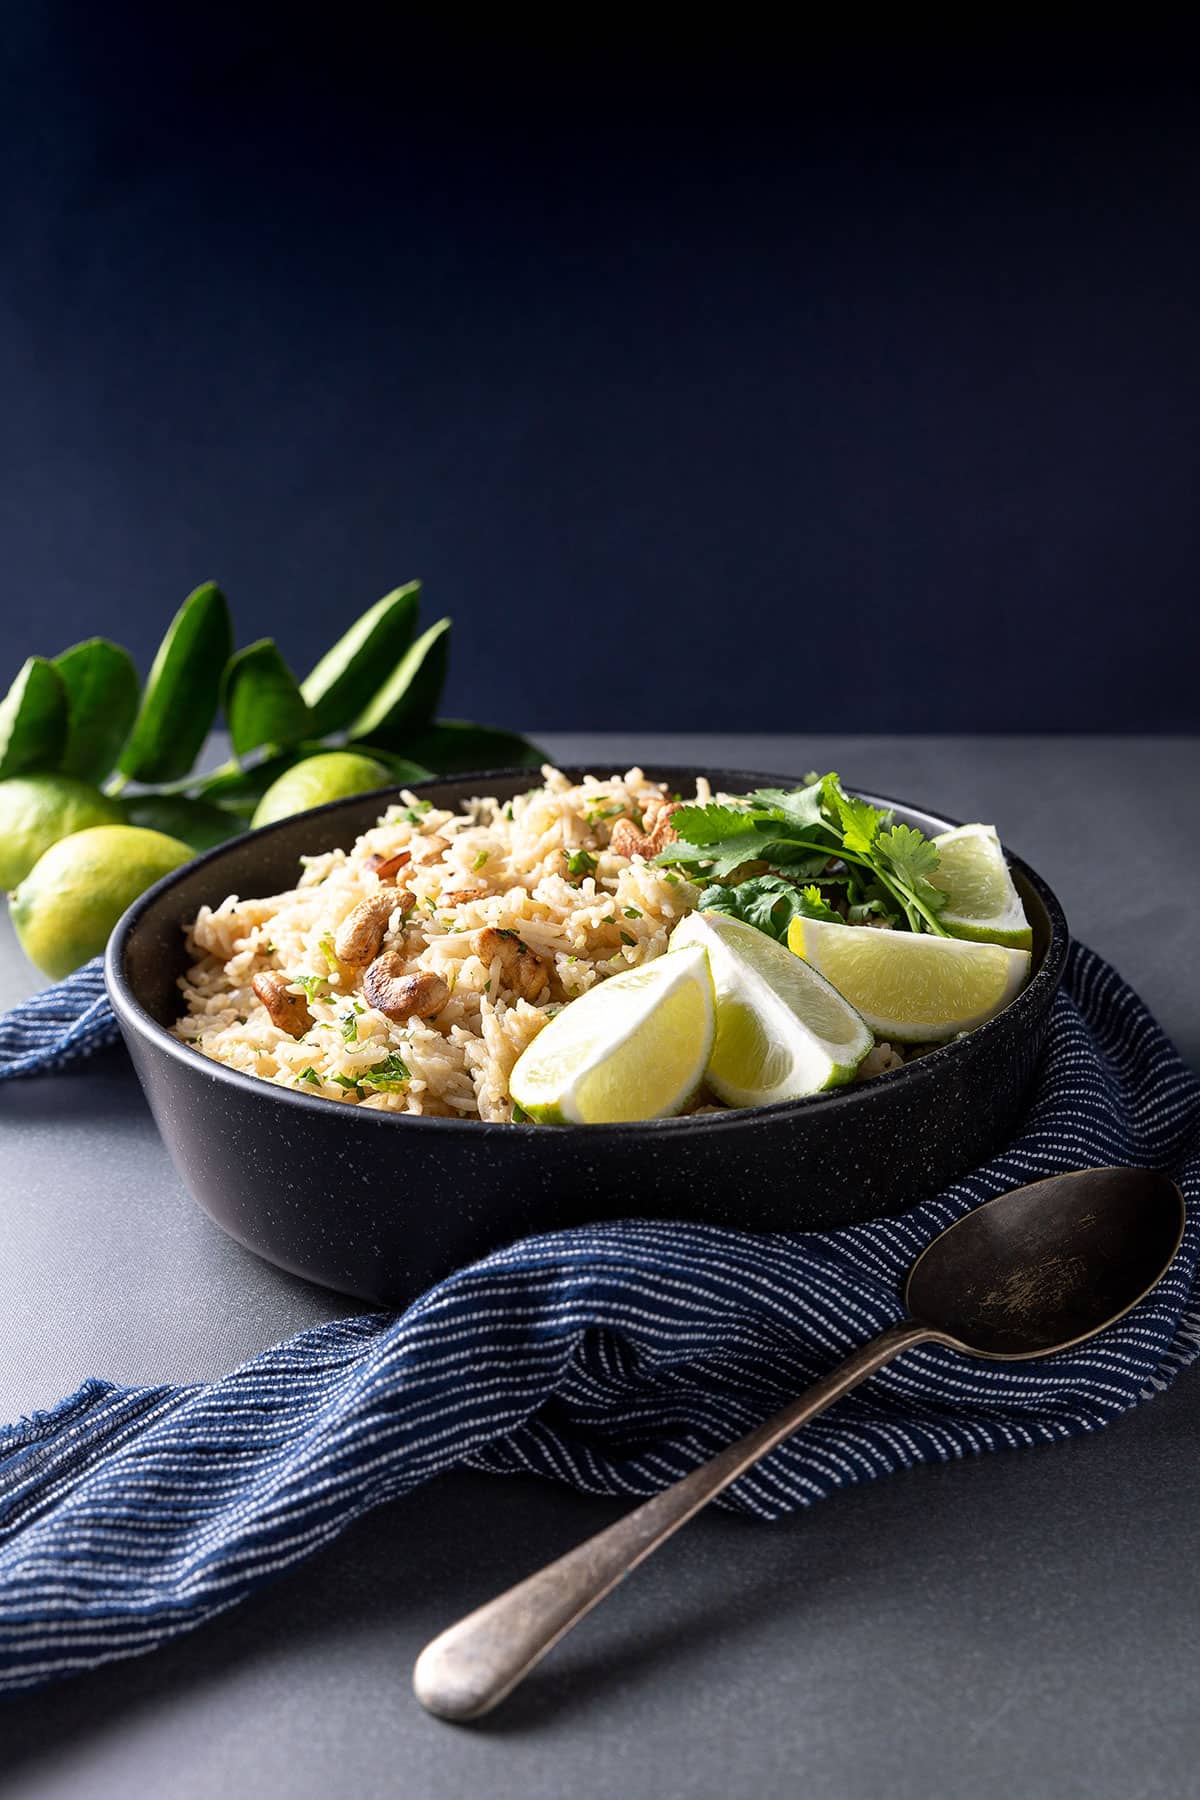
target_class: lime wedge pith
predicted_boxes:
[670,911,873,1106]
[510,944,714,1124]
[932,823,1032,950]
[787,916,1030,1043]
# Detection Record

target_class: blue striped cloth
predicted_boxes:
[0,943,1197,1693]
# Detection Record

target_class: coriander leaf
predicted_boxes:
[665,801,756,846]
[362,1051,411,1091]
[821,774,883,857]
[797,884,843,924]
[697,875,815,942]
[877,823,948,912]
[747,779,827,832]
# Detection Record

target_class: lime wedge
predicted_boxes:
[670,911,873,1106]
[510,945,714,1123]
[932,823,1032,949]
[787,916,1030,1043]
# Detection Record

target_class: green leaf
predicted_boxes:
[348,744,436,787]
[221,639,312,760]
[53,638,140,783]
[190,745,316,813]
[0,657,68,779]
[664,831,829,881]
[876,822,948,913]
[697,874,841,941]
[119,793,244,851]
[119,582,233,782]
[822,774,883,857]
[348,617,452,745]
[300,582,421,737]
[667,801,756,846]
[747,780,826,832]
[353,718,545,774]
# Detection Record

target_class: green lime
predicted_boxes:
[671,911,873,1105]
[120,793,241,852]
[510,945,715,1123]
[931,824,1033,949]
[10,824,193,979]
[251,750,392,829]
[0,773,124,890]
[787,915,1030,1043]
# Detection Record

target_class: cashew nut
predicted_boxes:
[610,801,683,861]
[362,952,450,1020]
[477,927,549,1001]
[364,850,411,883]
[334,890,415,965]
[440,886,488,907]
[252,971,313,1037]
[408,834,450,867]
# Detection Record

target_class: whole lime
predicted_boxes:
[10,824,193,979]
[0,773,124,890]
[251,750,392,828]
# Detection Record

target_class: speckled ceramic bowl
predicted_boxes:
[105,768,1069,1304]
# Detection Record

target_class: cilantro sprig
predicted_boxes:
[660,773,949,937]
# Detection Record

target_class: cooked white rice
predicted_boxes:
[174,765,911,1120]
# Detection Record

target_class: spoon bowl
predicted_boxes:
[905,1166,1186,1358]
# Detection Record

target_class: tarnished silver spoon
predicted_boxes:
[414,1166,1184,1722]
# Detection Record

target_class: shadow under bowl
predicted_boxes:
[106,768,1070,1305]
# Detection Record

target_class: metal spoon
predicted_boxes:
[414,1166,1185,1722]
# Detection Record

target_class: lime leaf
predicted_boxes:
[0,657,68,779]
[363,718,545,774]
[221,639,312,760]
[120,793,243,851]
[53,638,140,783]
[300,582,421,737]
[118,582,234,782]
[348,617,451,745]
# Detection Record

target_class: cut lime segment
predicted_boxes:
[787,916,1030,1043]
[931,823,1032,949]
[510,945,714,1124]
[670,911,873,1106]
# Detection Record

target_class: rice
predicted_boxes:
[173,767,709,1122]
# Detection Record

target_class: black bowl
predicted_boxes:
[106,768,1070,1304]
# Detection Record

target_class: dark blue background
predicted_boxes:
[1,15,1197,733]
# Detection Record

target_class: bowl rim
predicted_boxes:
[105,765,1071,1139]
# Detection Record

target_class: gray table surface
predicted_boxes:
[2,734,1198,1800]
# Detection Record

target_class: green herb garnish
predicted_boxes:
[472,850,490,871]
[623,906,641,918]
[361,1051,411,1092]
[660,773,948,936]
[298,1067,322,1087]
[567,849,598,878]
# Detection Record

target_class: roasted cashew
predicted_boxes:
[364,850,411,883]
[334,890,415,965]
[252,971,313,1037]
[363,952,450,1020]
[477,927,549,1001]
[610,801,682,861]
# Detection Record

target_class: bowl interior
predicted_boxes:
[114,767,1060,1046]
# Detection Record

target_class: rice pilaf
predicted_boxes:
[174,768,711,1121]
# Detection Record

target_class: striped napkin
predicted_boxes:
[0,943,1197,1693]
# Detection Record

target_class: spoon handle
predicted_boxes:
[413,1317,934,1721]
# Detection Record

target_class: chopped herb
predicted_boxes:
[331,1072,364,1096]
[317,932,337,968]
[361,1051,411,1092]
[295,974,327,1001]
[511,1099,532,1123]
[340,1014,358,1043]
[263,942,276,955]
[567,849,598,878]
[234,1015,247,1025]
[601,915,616,926]
[619,930,636,945]
[623,906,642,918]
[472,850,490,870]
[662,871,680,885]
[502,802,514,819]
[298,1067,322,1087]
